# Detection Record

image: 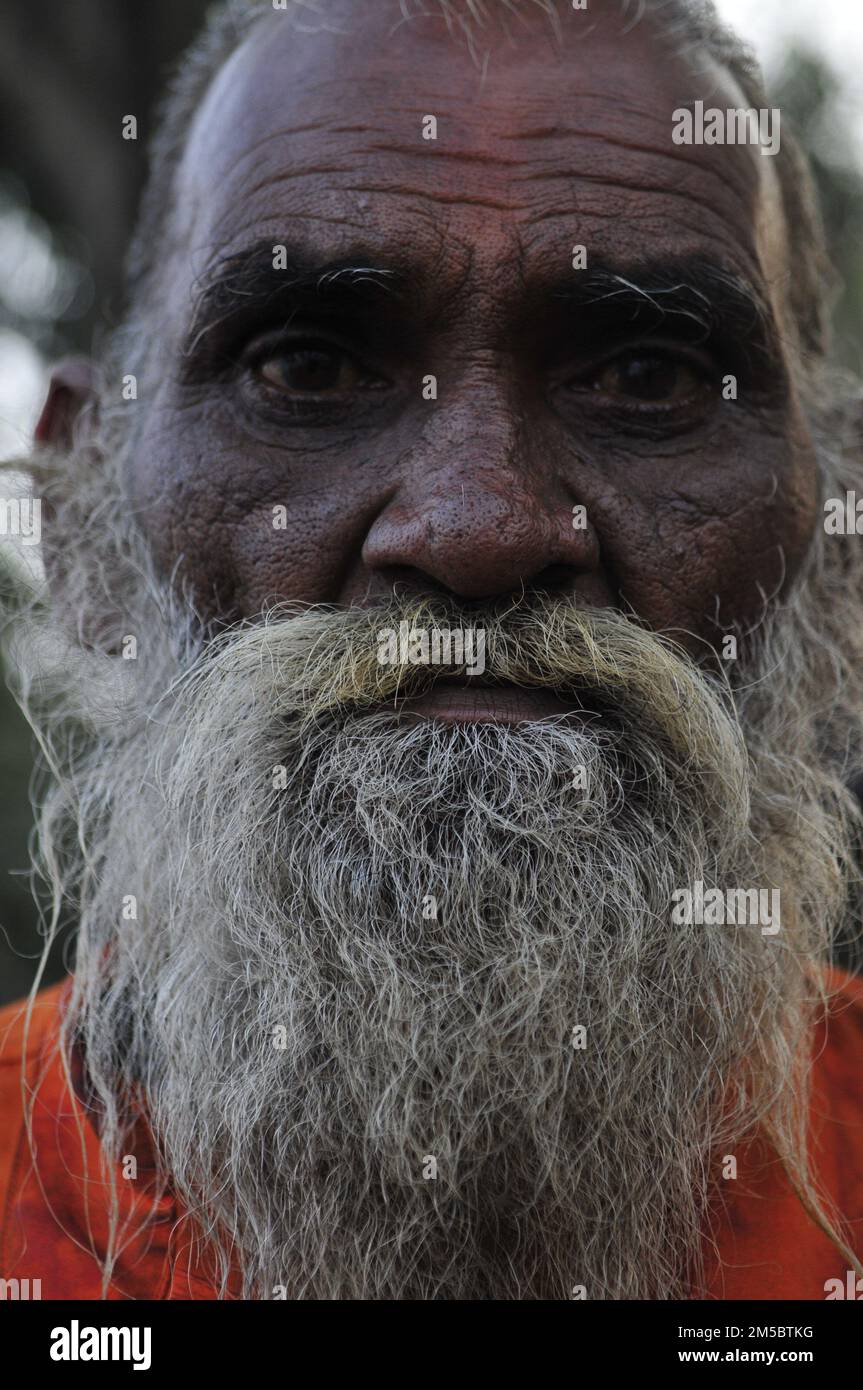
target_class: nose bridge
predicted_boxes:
[419,370,535,498]
[420,390,556,536]
[362,378,600,600]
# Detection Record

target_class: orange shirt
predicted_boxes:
[1,973,861,1300]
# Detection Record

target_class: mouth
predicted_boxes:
[389,677,587,727]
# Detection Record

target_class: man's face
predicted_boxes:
[128,1,817,666]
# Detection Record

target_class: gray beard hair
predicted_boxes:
[21,581,856,1300]
[11,384,863,1300]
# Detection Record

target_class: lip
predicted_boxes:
[392,680,581,726]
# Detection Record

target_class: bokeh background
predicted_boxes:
[1,0,862,1003]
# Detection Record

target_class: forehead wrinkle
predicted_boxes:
[243,178,526,216]
[520,179,755,242]
[171,13,792,353]
[228,172,757,252]
[206,134,759,239]
[512,133,757,188]
[200,196,471,283]
[195,92,751,181]
[192,88,763,234]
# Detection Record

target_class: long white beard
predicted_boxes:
[41,594,853,1299]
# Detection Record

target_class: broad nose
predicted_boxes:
[361,392,602,603]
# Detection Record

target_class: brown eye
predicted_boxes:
[590,353,705,403]
[257,345,362,394]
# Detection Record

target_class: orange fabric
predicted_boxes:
[0,972,861,1300]
[701,968,863,1299]
[0,979,240,1299]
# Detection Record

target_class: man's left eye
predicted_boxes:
[255,344,369,394]
[580,351,709,403]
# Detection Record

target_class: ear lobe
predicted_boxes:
[34,358,98,450]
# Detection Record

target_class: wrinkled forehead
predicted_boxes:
[172,3,789,331]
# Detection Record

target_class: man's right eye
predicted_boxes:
[255,343,367,395]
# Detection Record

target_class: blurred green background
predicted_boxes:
[1,3,863,1003]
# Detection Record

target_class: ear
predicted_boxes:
[34,358,98,450]
[32,358,114,651]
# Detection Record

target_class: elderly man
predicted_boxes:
[1,0,862,1302]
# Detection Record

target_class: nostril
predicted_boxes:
[377,562,581,608]
[380,566,456,602]
[528,563,580,594]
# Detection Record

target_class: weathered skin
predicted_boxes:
[38,2,819,662]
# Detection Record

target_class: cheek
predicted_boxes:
[124,403,390,619]
[597,436,820,651]
[224,501,370,612]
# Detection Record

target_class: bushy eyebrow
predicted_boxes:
[550,256,774,351]
[181,240,408,361]
[180,242,778,373]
